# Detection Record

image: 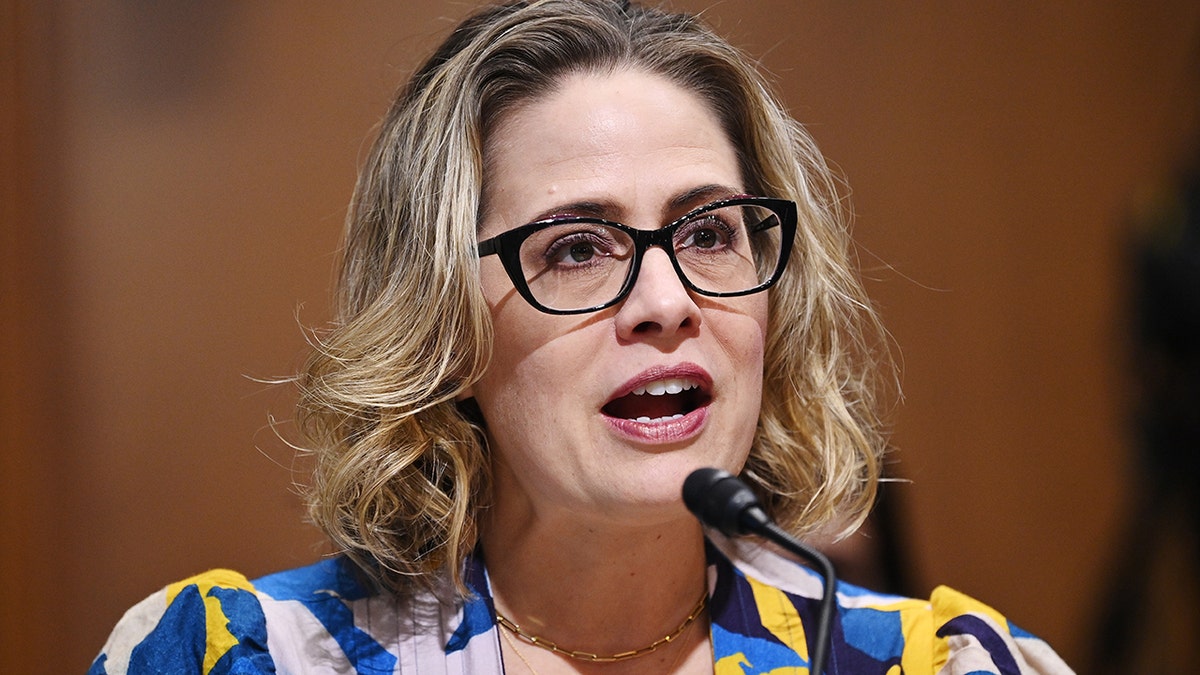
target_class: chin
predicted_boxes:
[595,495,698,531]
[599,456,719,512]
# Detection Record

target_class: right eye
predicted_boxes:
[559,240,598,263]
[542,230,616,267]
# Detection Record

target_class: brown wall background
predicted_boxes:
[4,1,1198,671]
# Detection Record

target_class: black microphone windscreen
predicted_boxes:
[682,467,765,536]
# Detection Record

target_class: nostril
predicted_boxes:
[635,306,697,328]
[632,314,695,333]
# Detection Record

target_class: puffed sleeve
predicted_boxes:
[88,569,276,675]
[913,585,1074,675]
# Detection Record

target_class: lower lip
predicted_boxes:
[602,405,709,445]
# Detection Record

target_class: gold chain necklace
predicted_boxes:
[501,627,543,675]
[494,592,707,663]
[499,609,701,674]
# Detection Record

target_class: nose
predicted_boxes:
[614,247,702,341]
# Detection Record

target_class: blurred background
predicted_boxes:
[4,1,1198,671]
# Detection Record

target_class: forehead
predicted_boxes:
[480,69,741,232]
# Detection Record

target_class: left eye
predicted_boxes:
[687,227,723,249]
[677,217,734,251]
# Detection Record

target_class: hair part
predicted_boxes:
[296,0,894,597]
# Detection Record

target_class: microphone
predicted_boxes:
[683,467,836,675]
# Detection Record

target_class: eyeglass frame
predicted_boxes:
[476,196,798,315]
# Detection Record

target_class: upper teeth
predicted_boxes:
[631,378,699,396]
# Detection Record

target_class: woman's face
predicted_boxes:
[472,69,768,527]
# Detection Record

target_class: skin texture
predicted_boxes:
[471,69,769,672]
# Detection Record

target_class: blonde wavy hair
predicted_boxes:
[297,0,892,596]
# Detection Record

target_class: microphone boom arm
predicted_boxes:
[683,467,836,675]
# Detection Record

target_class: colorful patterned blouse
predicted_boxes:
[89,534,1073,674]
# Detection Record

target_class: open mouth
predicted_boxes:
[601,377,711,423]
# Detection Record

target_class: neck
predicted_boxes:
[479,494,710,665]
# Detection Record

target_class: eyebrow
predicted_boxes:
[531,200,614,222]
[666,184,744,213]
[530,183,744,224]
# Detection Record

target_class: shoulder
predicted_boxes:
[707,534,1074,674]
[926,585,1073,675]
[88,569,274,675]
[90,558,415,675]
[836,583,1074,674]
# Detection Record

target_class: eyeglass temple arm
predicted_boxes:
[477,237,499,257]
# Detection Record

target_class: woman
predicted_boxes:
[91,1,1073,673]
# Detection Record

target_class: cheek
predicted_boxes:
[470,339,534,459]
[471,327,597,481]
[717,299,769,417]
[470,298,576,439]
[474,317,534,411]
[475,260,537,391]
[738,337,766,412]
[719,296,769,366]
[479,259,517,310]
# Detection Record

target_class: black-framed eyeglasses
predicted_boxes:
[476,196,797,315]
